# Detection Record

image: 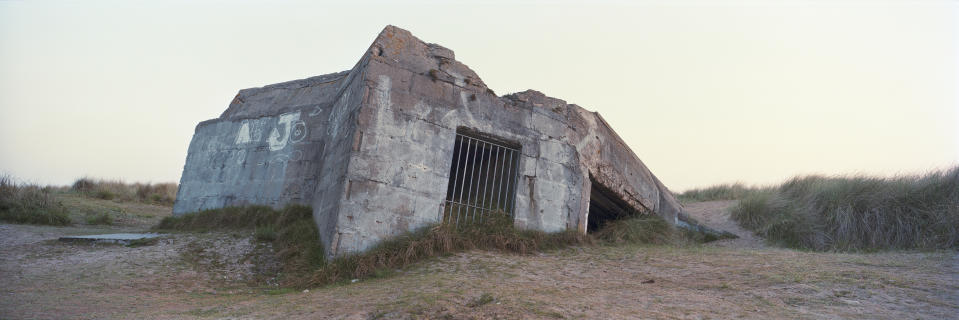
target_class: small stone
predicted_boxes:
[302,289,309,293]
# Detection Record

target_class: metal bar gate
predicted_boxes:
[443,132,520,226]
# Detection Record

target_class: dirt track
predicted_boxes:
[1,201,957,319]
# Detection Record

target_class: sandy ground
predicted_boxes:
[683,200,767,249]
[1,200,957,319]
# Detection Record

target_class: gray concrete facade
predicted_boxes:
[175,26,685,257]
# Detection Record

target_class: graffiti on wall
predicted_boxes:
[234,111,305,150]
[228,111,309,171]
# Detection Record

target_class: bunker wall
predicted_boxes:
[173,72,349,216]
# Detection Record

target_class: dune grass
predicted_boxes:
[731,167,959,251]
[0,175,71,226]
[72,177,177,206]
[677,183,766,203]
[157,205,707,288]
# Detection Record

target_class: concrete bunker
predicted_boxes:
[174,25,689,258]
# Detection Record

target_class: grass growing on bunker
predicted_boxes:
[157,205,711,289]
[730,167,959,251]
[0,174,71,226]
[308,211,711,287]
[307,212,591,286]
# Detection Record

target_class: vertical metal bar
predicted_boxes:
[508,150,521,216]
[495,146,506,213]
[488,146,500,218]
[446,136,463,224]
[470,140,487,222]
[502,150,514,216]
[464,136,481,225]
[473,143,493,221]
[478,141,494,222]
[455,136,471,226]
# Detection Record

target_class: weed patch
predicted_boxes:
[468,293,495,307]
[85,212,114,225]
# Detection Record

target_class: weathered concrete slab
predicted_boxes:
[59,233,163,245]
[175,25,687,258]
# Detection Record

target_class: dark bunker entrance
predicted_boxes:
[587,178,641,233]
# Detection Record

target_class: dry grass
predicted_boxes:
[5,199,954,319]
[308,213,592,287]
[157,206,712,289]
[307,211,717,288]
[72,177,177,206]
[592,214,689,244]
[677,183,767,203]
[731,166,959,251]
[0,174,70,226]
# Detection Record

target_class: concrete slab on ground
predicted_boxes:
[59,233,163,245]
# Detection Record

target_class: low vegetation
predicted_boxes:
[0,175,70,225]
[72,177,177,206]
[84,212,114,225]
[157,206,709,288]
[308,211,713,287]
[308,212,592,287]
[731,167,959,251]
[593,214,694,244]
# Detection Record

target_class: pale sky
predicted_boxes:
[1,0,956,191]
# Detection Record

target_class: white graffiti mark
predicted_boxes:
[268,111,300,151]
[308,105,323,117]
[235,121,252,144]
[271,153,291,163]
[376,75,391,109]
[269,150,302,164]
[251,119,264,141]
[289,120,307,143]
[447,70,466,87]
[235,149,247,165]
[460,91,470,108]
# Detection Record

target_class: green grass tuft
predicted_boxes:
[254,225,277,242]
[468,293,495,307]
[592,214,680,245]
[731,167,959,251]
[85,212,114,225]
[0,174,71,226]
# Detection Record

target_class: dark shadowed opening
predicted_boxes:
[587,178,641,233]
[443,129,521,225]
